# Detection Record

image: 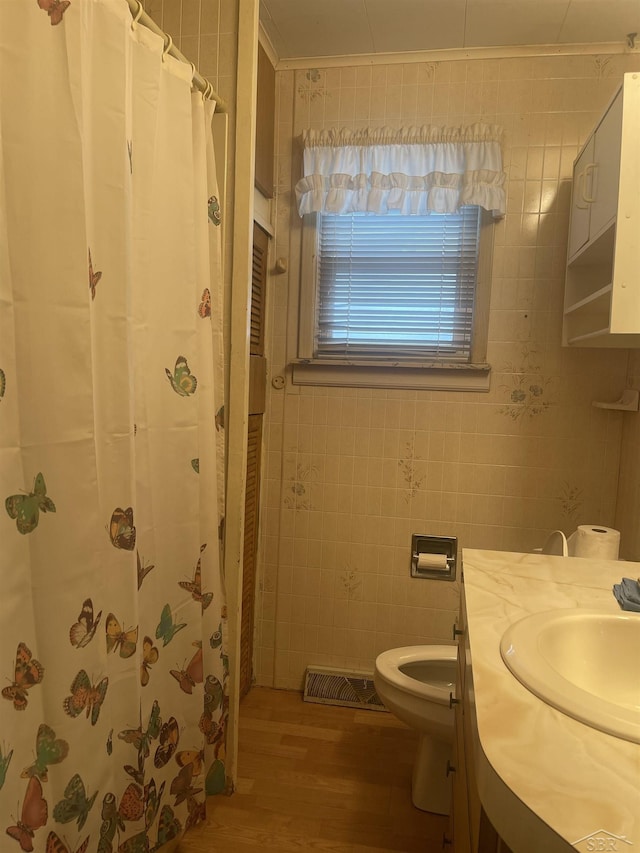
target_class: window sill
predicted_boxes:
[290,359,491,392]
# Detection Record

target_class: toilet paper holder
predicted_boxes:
[411,534,457,581]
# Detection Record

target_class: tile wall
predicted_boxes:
[257,52,640,690]
[143,0,236,99]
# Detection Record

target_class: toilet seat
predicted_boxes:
[375,645,457,705]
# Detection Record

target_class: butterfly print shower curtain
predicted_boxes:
[0,2,228,850]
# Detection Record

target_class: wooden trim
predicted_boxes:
[291,361,491,391]
[471,209,494,366]
[273,42,636,71]
[240,415,263,697]
[224,0,259,789]
[251,222,269,356]
[248,356,267,414]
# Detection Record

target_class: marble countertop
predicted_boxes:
[461,548,640,853]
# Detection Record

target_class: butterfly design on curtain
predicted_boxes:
[153,718,179,768]
[45,832,89,853]
[178,544,213,610]
[119,700,162,759]
[2,643,45,711]
[209,625,222,650]
[165,356,197,397]
[21,724,69,782]
[108,507,136,551]
[96,783,144,853]
[121,752,145,788]
[5,776,48,851]
[204,755,226,797]
[87,248,102,300]
[185,796,206,831]
[143,778,165,831]
[155,604,186,647]
[170,644,203,694]
[69,599,102,649]
[203,674,224,713]
[112,779,164,851]
[63,670,108,726]
[5,473,56,535]
[197,288,211,318]
[119,699,163,784]
[169,763,202,808]
[52,774,97,831]
[207,195,221,225]
[199,675,225,751]
[0,745,14,790]
[154,805,182,850]
[36,0,70,26]
[199,711,225,753]
[105,615,138,659]
[136,551,155,590]
[140,637,159,687]
[175,748,204,778]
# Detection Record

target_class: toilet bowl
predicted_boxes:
[374,644,457,815]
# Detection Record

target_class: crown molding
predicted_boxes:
[258,21,279,68]
[271,41,637,72]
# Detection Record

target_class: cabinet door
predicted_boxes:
[567,136,594,259]
[451,647,471,853]
[590,88,623,239]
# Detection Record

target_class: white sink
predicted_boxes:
[500,609,640,744]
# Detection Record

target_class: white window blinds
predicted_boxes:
[315,207,481,362]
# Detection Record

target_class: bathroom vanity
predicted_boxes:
[448,548,640,853]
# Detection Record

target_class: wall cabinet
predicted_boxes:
[563,72,640,347]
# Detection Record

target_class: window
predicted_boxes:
[291,124,505,390]
[294,208,494,391]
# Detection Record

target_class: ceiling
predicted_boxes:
[259,0,640,63]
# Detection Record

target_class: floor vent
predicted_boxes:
[303,666,387,711]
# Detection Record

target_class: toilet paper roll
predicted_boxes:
[567,525,620,560]
[416,553,449,571]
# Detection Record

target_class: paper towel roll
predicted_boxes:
[567,525,620,560]
[416,553,449,571]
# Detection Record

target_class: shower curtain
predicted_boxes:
[0,2,228,851]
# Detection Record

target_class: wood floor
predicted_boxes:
[180,686,448,852]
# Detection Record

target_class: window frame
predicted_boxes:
[291,209,494,391]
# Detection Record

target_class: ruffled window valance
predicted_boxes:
[295,124,506,218]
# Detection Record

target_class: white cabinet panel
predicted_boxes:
[590,89,623,239]
[567,136,594,259]
[563,73,640,347]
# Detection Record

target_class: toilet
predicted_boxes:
[374,644,457,815]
